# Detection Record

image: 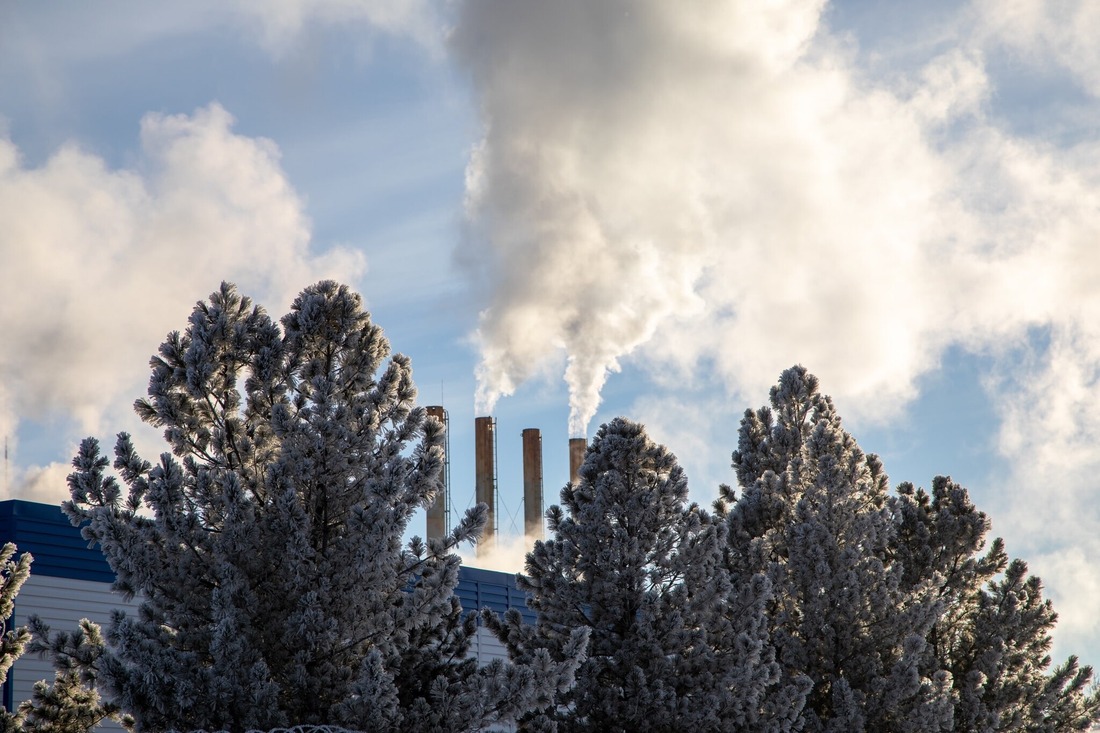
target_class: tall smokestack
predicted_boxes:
[475,416,496,556]
[569,437,586,486]
[425,406,449,543]
[522,428,544,541]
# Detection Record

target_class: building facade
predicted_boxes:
[0,500,532,715]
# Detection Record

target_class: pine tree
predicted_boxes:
[726,366,953,732]
[488,417,807,732]
[727,365,1100,732]
[0,543,31,682]
[57,280,580,732]
[892,478,1100,731]
[0,543,32,733]
[20,618,130,733]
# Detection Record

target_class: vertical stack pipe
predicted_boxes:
[569,437,586,486]
[522,428,544,542]
[425,406,448,543]
[475,416,496,556]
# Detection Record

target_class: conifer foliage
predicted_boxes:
[59,281,578,732]
[0,543,31,685]
[726,367,953,731]
[0,545,121,733]
[894,477,1100,731]
[726,365,1100,732]
[0,543,32,733]
[20,618,128,733]
[489,417,807,732]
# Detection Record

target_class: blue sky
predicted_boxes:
[3,0,1100,664]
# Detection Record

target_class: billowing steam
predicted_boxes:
[454,0,944,435]
[455,1,803,434]
[454,0,1100,432]
[452,0,1100,653]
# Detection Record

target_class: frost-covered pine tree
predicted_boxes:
[892,478,1100,731]
[488,417,807,732]
[0,543,32,733]
[0,546,119,733]
[20,618,129,733]
[0,543,32,682]
[726,366,953,732]
[727,365,1100,732]
[59,281,580,732]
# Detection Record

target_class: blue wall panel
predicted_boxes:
[0,501,113,583]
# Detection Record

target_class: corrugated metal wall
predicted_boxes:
[10,574,141,724]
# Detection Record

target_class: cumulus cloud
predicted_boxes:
[0,103,364,503]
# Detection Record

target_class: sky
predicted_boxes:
[2,0,1100,665]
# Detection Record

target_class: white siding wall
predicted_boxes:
[10,574,139,727]
[9,576,520,730]
[470,624,510,666]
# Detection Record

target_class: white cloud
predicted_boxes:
[974,0,1100,98]
[1032,545,1100,661]
[233,0,443,54]
[984,324,1100,660]
[0,103,364,503]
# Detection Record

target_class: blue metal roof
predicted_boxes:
[0,500,534,620]
[0,500,114,583]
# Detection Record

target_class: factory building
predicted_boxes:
[0,499,534,716]
[0,412,588,716]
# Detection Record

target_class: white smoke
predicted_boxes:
[451,0,1100,658]
[454,0,975,435]
[458,532,535,574]
[455,1,821,434]
[454,0,1100,428]
[0,103,364,502]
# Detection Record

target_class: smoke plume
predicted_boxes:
[453,0,1100,657]
[454,0,948,435]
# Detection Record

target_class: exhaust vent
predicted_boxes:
[475,416,496,555]
[522,428,544,541]
[569,437,586,486]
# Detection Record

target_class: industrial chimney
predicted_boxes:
[425,406,449,543]
[522,428,544,541]
[569,437,586,485]
[475,416,496,556]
